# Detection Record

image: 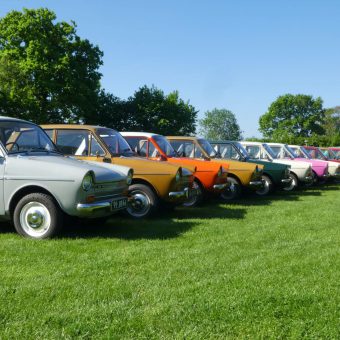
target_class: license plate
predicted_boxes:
[111,198,127,210]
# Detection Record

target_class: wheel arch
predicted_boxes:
[227,173,242,185]
[8,185,62,217]
[130,178,159,197]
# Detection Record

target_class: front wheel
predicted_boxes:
[220,177,242,200]
[13,193,63,239]
[183,180,203,207]
[256,175,273,196]
[283,173,298,191]
[126,184,158,218]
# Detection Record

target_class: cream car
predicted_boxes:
[240,141,313,190]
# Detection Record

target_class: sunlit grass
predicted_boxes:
[1,185,339,338]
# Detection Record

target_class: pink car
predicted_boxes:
[267,143,330,183]
[287,145,332,182]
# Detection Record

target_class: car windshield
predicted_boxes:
[198,139,217,158]
[153,135,177,157]
[97,128,134,156]
[262,143,276,159]
[233,142,249,159]
[305,147,327,160]
[328,149,340,159]
[0,120,57,155]
[323,148,337,159]
[295,146,310,159]
[284,145,297,158]
[331,149,340,158]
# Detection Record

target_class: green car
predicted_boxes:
[210,141,292,195]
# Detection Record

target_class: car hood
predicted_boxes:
[112,156,183,175]
[294,157,328,170]
[5,154,126,183]
[272,159,311,170]
[211,158,264,172]
[247,159,289,171]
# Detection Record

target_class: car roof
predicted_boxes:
[240,141,262,145]
[41,124,109,130]
[120,132,157,138]
[266,142,285,146]
[0,115,35,124]
[166,136,199,140]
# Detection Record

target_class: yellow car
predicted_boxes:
[167,136,264,199]
[42,125,196,218]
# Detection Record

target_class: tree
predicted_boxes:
[259,94,325,141]
[199,108,243,141]
[0,8,103,123]
[322,106,340,145]
[121,85,197,135]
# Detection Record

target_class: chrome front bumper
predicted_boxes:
[169,187,190,200]
[249,180,264,190]
[77,197,128,217]
[281,177,293,187]
[213,183,228,190]
[303,175,314,183]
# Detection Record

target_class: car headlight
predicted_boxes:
[127,169,133,185]
[284,168,290,177]
[82,173,93,191]
[175,168,182,182]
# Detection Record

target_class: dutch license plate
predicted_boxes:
[111,198,127,210]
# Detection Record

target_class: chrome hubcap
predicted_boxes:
[20,202,51,237]
[283,176,296,191]
[256,179,269,195]
[183,181,202,207]
[127,191,151,217]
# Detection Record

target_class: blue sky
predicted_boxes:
[1,0,339,137]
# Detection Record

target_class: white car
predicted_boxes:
[289,145,340,180]
[240,141,313,190]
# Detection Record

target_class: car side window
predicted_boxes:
[220,144,239,160]
[56,130,90,156]
[124,136,154,157]
[90,135,105,156]
[124,137,140,154]
[245,146,260,159]
[44,129,53,140]
[148,141,160,157]
[169,140,197,158]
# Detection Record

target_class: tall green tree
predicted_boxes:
[199,108,243,141]
[0,8,103,123]
[259,94,325,141]
[322,106,340,145]
[122,85,197,135]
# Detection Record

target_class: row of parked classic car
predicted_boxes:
[1,116,339,239]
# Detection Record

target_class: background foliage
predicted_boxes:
[199,108,242,141]
[0,8,197,135]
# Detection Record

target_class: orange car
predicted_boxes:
[121,132,229,206]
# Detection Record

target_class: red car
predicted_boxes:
[121,132,229,206]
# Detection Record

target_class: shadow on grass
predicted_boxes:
[60,204,247,240]
[228,186,327,207]
[174,203,247,220]
[60,217,197,240]
[0,222,14,235]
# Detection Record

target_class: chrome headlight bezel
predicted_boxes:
[217,166,223,177]
[175,168,182,182]
[127,169,133,185]
[82,173,93,191]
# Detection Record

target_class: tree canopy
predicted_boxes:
[259,94,325,142]
[199,108,243,141]
[0,8,103,123]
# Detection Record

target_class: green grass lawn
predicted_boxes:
[0,185,339,339]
